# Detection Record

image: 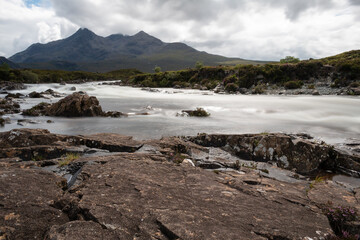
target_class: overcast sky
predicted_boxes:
[1,0,359,61]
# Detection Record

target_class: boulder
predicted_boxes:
[5,93,23,99]
[177,108,210,117]
[28,91,43,98]
[46,92,104,117]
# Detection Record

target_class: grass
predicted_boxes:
[58,153,80,167]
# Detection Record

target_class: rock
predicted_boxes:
[70,86,76,91]
[181,158,195,167]
[0,167,69,239]
[187,133,360,176]
[22,102,51,116]
[0,81,26,91]
[177,108,210,117]
[0,128,143,160]
[214,84,224,93]
[46,221,119,240]
[46,92,104,117]
[1,129,359,239]
[104,111,128,118]
[28,91,43,98]
[0,97,21,114]
[5,93,23,99]
[17,119,39,126]
[41,89,64,98]
[312,90,320,95]
[347,87,360,95]
[60,81,66,85]
[0,117,4,126]
[47,120,54,123]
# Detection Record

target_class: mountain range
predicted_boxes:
[8,28,266,72]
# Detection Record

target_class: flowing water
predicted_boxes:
[1,81,359,145]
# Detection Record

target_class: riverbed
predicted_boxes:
[1,81,359,146]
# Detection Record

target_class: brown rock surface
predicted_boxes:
[46,92,104,117]
[0,166,69,239]
[1,129,359,239]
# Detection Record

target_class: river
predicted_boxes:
[1,81,359,145]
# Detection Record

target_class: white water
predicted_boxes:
[1,82,360,144]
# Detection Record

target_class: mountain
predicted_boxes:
[0,56,19,69]
[10,28,265,72]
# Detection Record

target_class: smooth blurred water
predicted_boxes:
[1,81,359,144]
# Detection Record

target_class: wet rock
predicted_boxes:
[177,108,210,117]
[0,97,21,114]
[41,89,64,98]
[187,133,360,176]
[104,111,128,118]
[46,92,104,117]
[0,117,4,126]
[0,81,26,91]
[70,86,76,91]
[28,91,44,98]
[17,119,40,126]
[5,93,23,99]
[0,128,142,160]
[22,102,51,116]
[60,81,66,85]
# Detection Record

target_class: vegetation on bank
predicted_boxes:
[1,50,359,92]
[0,64,142,83]
[130,50,360,91]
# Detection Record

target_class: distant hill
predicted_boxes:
[9,28,267,72]
[0,57,19,69]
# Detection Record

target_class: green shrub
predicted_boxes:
[195,61,203,70]
[284,80,303,89]
[252,84,266,94]
[280,56,300,64]
[154,66,161,73]
[224,83,239,93]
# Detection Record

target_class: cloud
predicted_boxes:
[0,0,78,57]
[0,0,359,61]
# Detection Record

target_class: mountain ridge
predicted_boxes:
[9,28,266,72]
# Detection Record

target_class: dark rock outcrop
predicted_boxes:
[177,107,210,117]
[0,81,26,91]
[0,97,21,115]
[5,93,23,99]
[28,91,43,98]
[187,133,360,176]
[0,128,142,160]
[22,102,51,116]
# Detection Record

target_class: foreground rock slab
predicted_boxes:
[1,129,359,239]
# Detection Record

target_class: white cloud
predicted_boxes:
[0,0,359,61]
[0,0,78,57]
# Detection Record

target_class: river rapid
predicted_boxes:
[1,81,359,146]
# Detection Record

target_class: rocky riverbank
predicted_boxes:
[0,128,359,239]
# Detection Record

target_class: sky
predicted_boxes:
[0,0,359,61]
